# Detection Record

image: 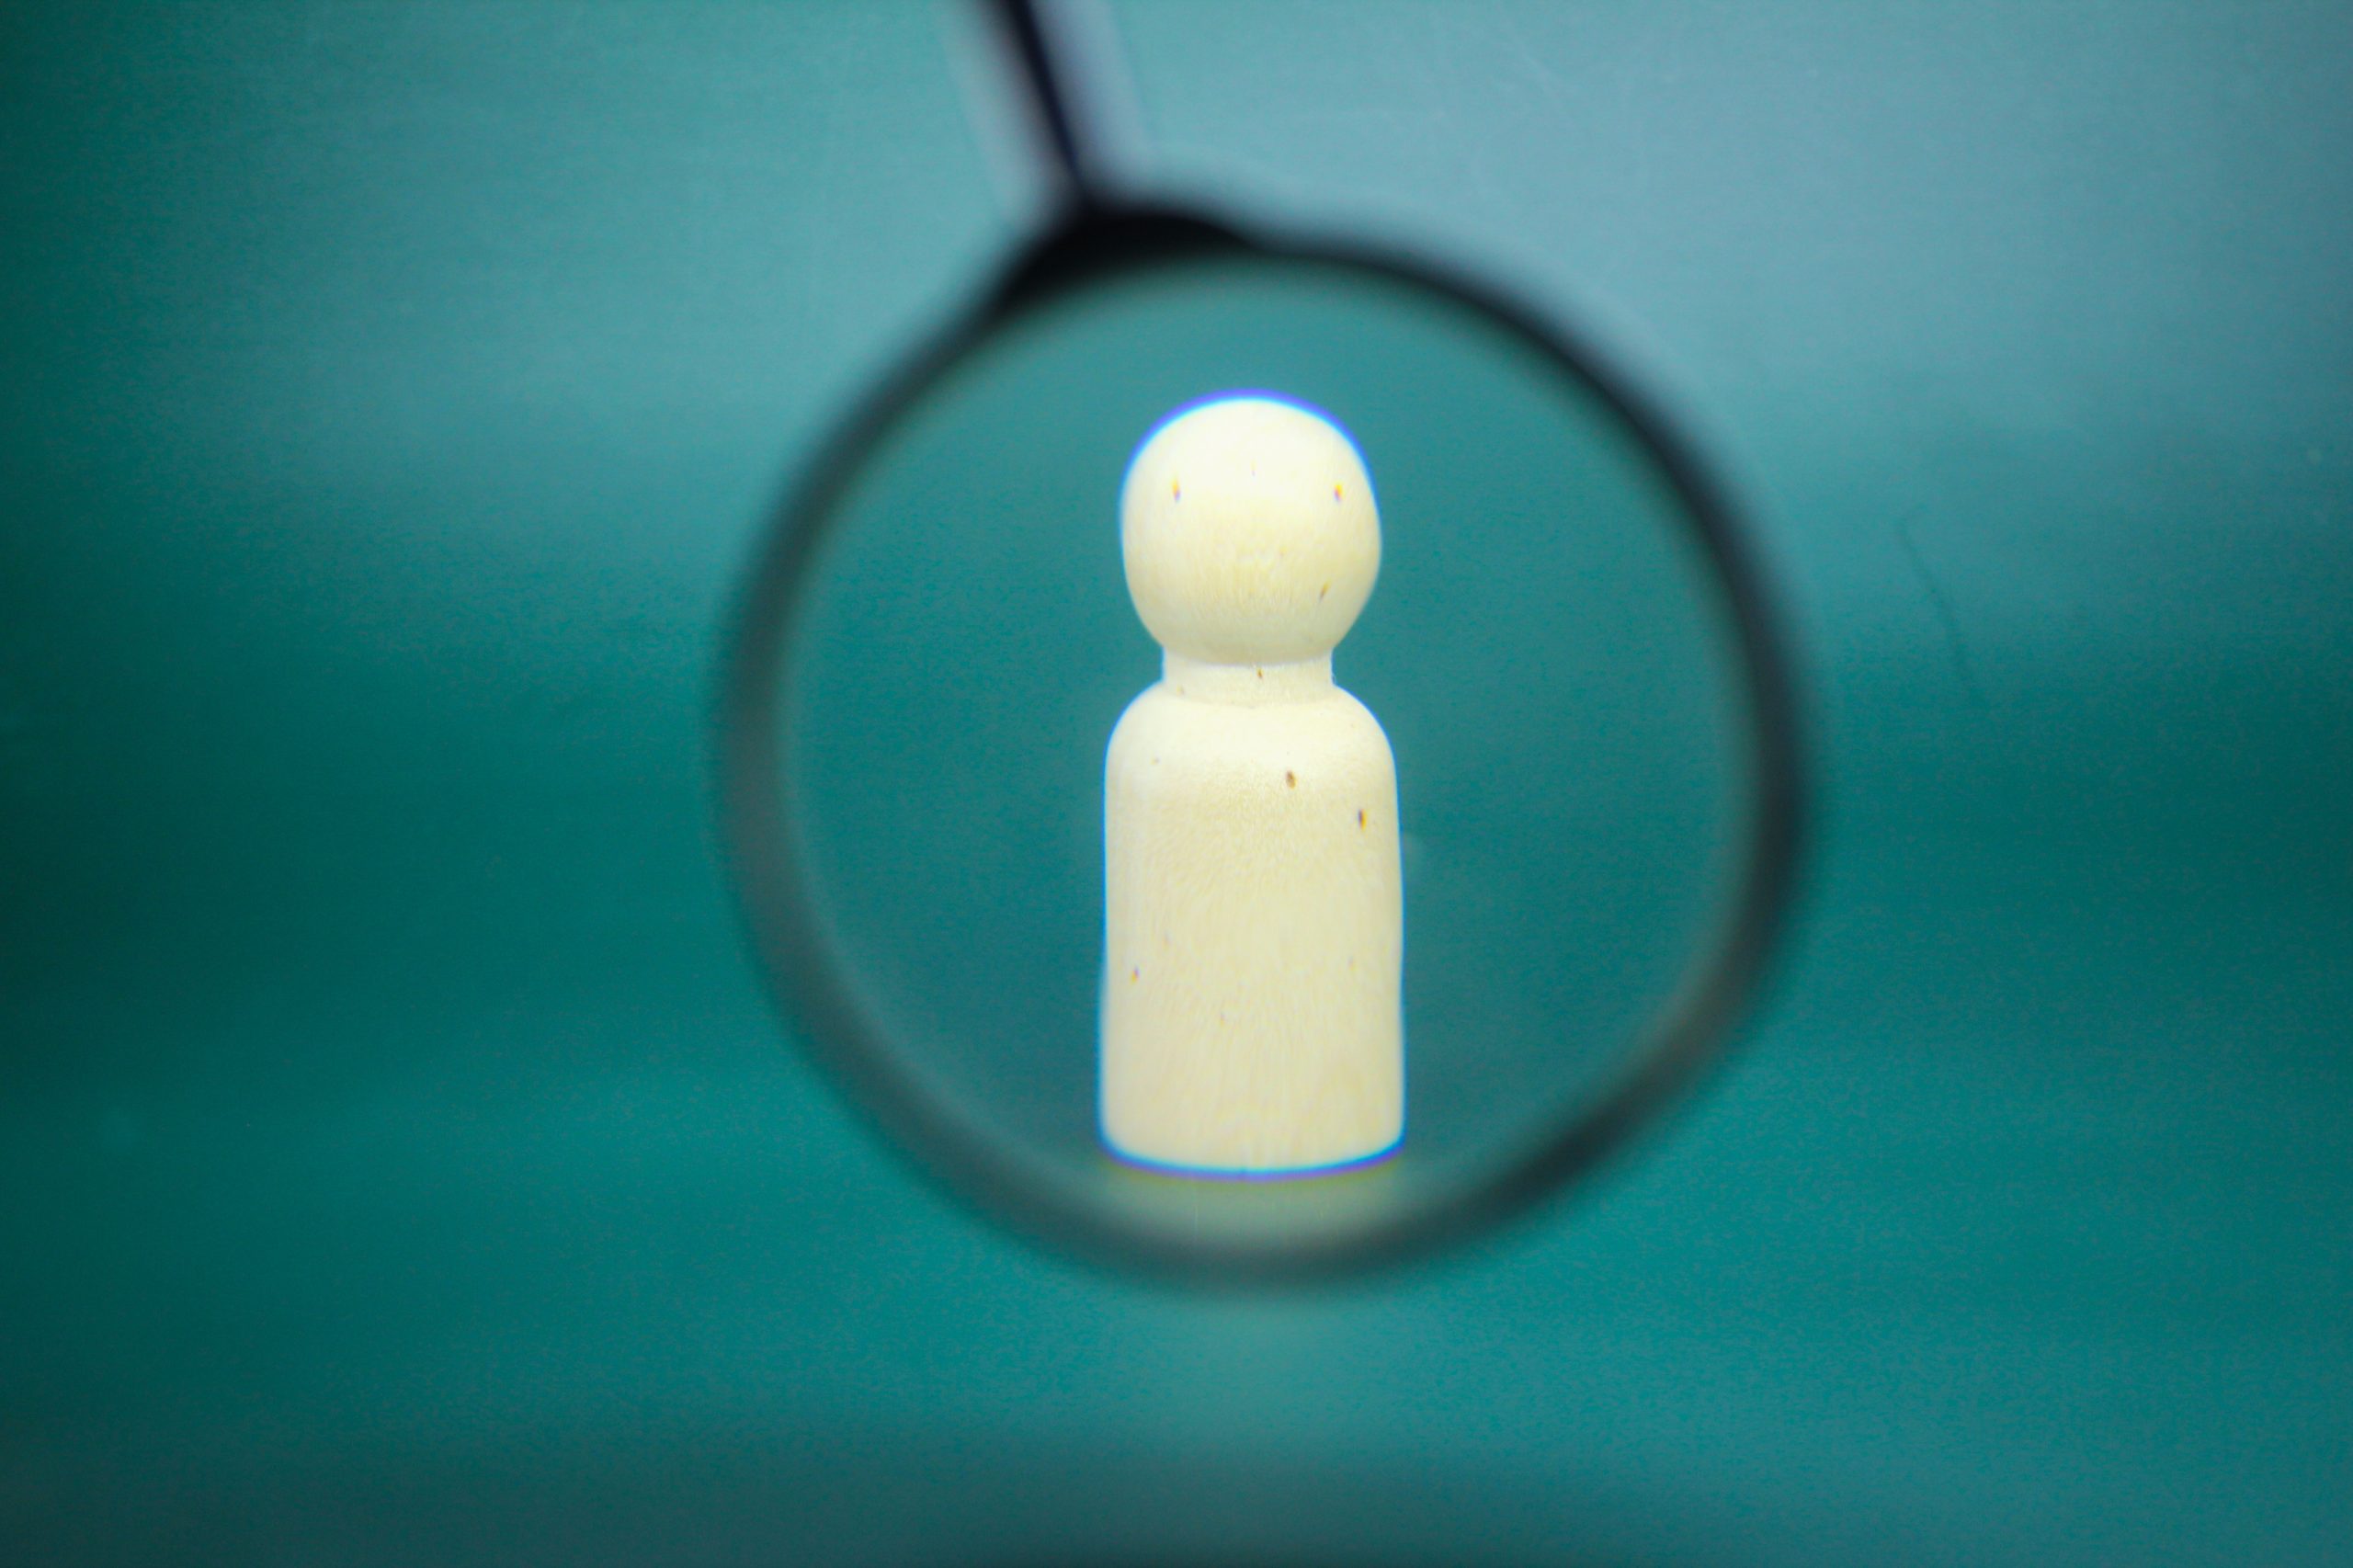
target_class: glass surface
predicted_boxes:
[763,253,1755,1253]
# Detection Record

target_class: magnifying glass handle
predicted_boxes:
[987,0,1105,208]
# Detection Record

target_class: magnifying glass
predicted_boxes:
[719,0,1804,1282]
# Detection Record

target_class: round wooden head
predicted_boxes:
[1119,396,1381,666]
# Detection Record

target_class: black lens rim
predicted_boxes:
[716,202,1806,1285]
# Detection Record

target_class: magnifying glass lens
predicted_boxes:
[748,248,1764,1265]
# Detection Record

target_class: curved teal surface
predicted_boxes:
[4,4,2348,1563]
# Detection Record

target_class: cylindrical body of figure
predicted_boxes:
[1102,655,1404,1172]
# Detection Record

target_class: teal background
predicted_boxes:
[3,2,2347,1562]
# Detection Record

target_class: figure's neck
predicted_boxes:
[1161,651,1336,706]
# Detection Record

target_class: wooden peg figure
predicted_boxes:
[1101,395,1404,1175]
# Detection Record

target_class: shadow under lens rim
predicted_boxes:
[715,203,1806,1286]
